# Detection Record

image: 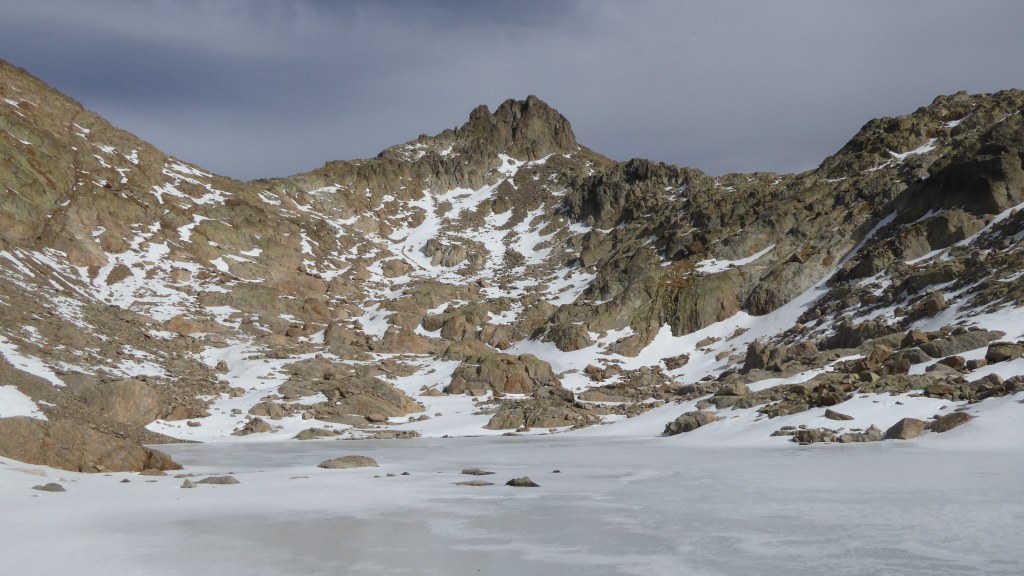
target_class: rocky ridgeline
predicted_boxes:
[0,57,1022,471]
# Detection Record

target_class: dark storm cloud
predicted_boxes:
[2,0,1023,179]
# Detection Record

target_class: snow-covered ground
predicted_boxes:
[1,422,1022,576]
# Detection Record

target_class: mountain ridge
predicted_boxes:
[1,58,1022,472]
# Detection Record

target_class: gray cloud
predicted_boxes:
[2,0,1023,179]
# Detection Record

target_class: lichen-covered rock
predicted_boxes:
[317,455,379,469]
[663,411,717,435]
[927,412,975,433]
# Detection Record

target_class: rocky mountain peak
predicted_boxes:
[819,88,1024,179]
[459,95,578,160]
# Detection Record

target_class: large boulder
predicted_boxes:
[985,342,1024,363]
[484,385,599,430]
[0,417,180,473]
[544,323,595,352]
[317,455,379,469]
[919,330,1003,358]
[884,417,927,440]
[663,411,717,435]
[485,408,526,430]
[927,412,975,433]
[447,353,559,395]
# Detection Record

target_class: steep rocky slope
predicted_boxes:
[1,59,1021,471]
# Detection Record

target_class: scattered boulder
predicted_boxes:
[924,363,961,378]
[938,355,966,369]
[544,323,595,352]
[966,358,988,370]
[823,320,897,350]
[901,329,929,348]
[461,467,495,476]
[838,425,883,443]
[505,476,540,487]
[196,475,239,485]
[32,482,65,492]
[789,425,883,444]
[884,418,927,440]
[714,382,750,396]
[792,428,836,444]
[485,408,526,430]
[317,455,379,469]
[664,411,717,435]
[663,354,690,371]
[923,292,946,316]
[180,479,196,489]
[919,330,1003,358]
[233,417,273,436]
[294,427,340,440]
[923,381,958,398]
[248,401,286,420]
[864,345,894,370]
[824,409,854,421]
[927,412,975,433]
[985,342,1024,363]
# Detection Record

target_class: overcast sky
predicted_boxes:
[2,0,1023,180]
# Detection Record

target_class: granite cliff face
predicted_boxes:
[1,58,1022,470]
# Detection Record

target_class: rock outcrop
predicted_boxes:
[0,417,180,472]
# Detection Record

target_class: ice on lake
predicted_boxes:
[2,435,1021,575]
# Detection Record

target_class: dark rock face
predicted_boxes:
[916,113,1024,215]
[472,96,579,161]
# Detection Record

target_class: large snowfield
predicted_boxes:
[2,398,1022,576]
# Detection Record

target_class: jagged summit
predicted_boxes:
[369,95,580,176]
[460,95,578,160]
[292,95,594,204]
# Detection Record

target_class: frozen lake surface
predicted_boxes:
[2,435,1022,575]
